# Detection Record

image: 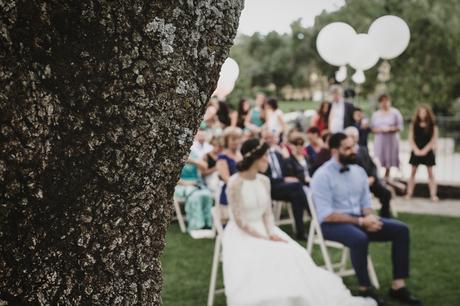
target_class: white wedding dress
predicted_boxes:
[222,174,376,306]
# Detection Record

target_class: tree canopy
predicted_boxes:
[230,0,460,115]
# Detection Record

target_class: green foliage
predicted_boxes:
[229,0,460,115]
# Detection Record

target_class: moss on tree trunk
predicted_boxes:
[0,1,243,304]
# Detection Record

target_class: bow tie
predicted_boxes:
[339,166,350,173]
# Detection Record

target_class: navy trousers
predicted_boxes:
[370,181,392,218]
[321,217,410,287]
[271,181,309,237]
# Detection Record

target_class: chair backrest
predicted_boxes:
[306,190,327,241]
[212,179,224,205]
[306,191,320,225]
[211,206,225,237]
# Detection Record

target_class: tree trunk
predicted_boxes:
[0,1,243,304]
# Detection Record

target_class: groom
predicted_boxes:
[311,133,421,306]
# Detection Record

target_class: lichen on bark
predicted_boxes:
[0,0,243,304]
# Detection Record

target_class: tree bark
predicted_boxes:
[0,1,243,304]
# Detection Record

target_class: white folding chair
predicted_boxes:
[306,191,380,289]
[273,200,296,233]
[386,185,399,218]
[207,207,225,306]
[173,196,187,233]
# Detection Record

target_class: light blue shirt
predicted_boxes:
[311,158,371,223]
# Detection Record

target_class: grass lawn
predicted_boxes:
[161,213,460,306]
[278,100,319,113]
[278,99,375,115]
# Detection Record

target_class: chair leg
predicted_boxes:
[174,199,187,233]
[367,256,380,289]
[316,221,334,272]
[389,186,399,217]
[306,221,315,254]
[273,201,281,222]
[339,248,349,273]
[287,203,296,233]
[319,241,334,272]
[207,236,221,306]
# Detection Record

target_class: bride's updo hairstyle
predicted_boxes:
[236,138,269,172]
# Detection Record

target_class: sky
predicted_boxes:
[237,0,345,35]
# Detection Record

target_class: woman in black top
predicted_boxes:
[231,98,250,129]
[286,133,311,186]
[406,105,438,201]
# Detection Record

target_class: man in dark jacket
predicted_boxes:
[262,130,310,240]
[327,85,355,133]
[345,127,392,218]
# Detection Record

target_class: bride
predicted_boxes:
[222,138,376,306]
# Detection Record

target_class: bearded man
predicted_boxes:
[310,133,421,306]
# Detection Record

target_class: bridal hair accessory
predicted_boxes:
[243,142,266,159]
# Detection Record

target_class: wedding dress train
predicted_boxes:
[222,174,376,306]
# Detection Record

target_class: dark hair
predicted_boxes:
[237,98,249,128]
[321,131,331,143]
[344,88,356,99]
[317,101,330,120]
[217,101,231,126]
[353,107,362,112]
[412,104,436,135]
[328,132,348,150]
[287,130,304,144]
[307,126,320,135]
[236,138,269,171]
[266,98,278,110]
[378,94,389,103]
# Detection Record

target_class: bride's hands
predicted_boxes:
[268,234,287,243]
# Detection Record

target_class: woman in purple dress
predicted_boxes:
[371,94,404,179]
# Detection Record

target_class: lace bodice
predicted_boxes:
[227,174,275,238]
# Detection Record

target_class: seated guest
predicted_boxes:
[241,128,257,143]
[308,131,331,176]
[191,128,213,158]
[202,136,223,195]
[262,129,310,240]
[305,127,323,163]
[311,133,421,306]
[175,151,213,232]
[353,107,371,148]
[231,98,250,129]
[216,127,243,215]
[286,132,311,186]
[264,98,287,142]
[245,92,266,134]
[345,127,392,218]
[202,97,223,136]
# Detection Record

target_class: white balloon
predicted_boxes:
[348,34,380,71]
[352,70,366,84]
[368,15,410,59]
[213,79,235,100]
[213,57,239,99]
[316,22,356,66]
[219,57,240,82]
[335,65,347,82]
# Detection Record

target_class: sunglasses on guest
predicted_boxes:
[291,140,304,146]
